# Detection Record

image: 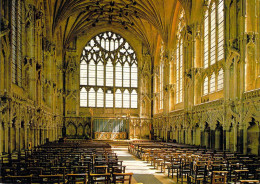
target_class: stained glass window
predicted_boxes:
[210,73,216,93]
[11,0,22,86]
[203,0,225,96]
[80,32,138,108]
[204,10,209,68]
[210,3,216,65]
[115,89,122,108]
[159,44,164,109]
[218,0,224,61]
[218,69,224,90]
[176,39,183,103]
[204,77,209,95]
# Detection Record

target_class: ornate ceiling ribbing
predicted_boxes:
[50,0,199,52]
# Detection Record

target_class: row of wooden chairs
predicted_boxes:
[1,141,133,183]
[129,140,260,184]
[1,172,133,184]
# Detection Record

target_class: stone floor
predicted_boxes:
[112,147,177,184]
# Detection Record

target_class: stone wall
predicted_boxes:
[152,0,260,155]
[0,0,63,155]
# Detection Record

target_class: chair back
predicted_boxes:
[112,172,133,184]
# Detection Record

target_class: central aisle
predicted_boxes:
[112,147,174,184]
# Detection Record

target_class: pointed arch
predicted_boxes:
[80,31,138,108]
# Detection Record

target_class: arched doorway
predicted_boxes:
[20,121,25,150]
[215,122,223,150]
[0,122,4,153]
[247,118,259,155]
[202,122,210,148]
[194,124,201,146]
[11,120,16,152]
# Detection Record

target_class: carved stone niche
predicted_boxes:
[0,16,9,37]
[186,25,192,36]
[25,4,35,28]
[24,57,33,67]
[229,38,240,51]
[247,32,256,44]
[42,37,53,52]
[35,10,43,20]
[36,63,42,71]
[185,69,192,79]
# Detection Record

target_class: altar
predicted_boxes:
[94,132,127,140]
[93,118,129,140]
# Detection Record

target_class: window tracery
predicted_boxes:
[210,73,216,93]
[159,44,164,109]
[80,32,138,108]
[204,77,209,95]
[11,0,23,86]
[175,8,185,104]
[203,0,224,96]
[217,69,224,90]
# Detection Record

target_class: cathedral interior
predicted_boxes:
[0,0,260,183]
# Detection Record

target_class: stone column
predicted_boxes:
[233,121,238,152]
[6,124,10,153]
[38,128,41,146]
[0,122,4,155]
[10,124,16,153]
[33,128,36,147]
[24,123,28,150]
[16,123,20,151]
[225,129,230,151]
[34,128,38,147]
[31,127,34,149]
[242,124,247,154]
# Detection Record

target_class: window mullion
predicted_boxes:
[104,59,106,107]
[80,32,138,108]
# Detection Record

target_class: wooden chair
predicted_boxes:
[188,163,208,184]
[89,173,111,184]
[94,165,108,174]
[4,174,33,184]
[67,173,88,184]
[39,174,64,184]
[166,157,182,181]
[212,171,228,184]
[234,170,249,184]
[27,166,44,175]
[240,180,260,184]
[72,165,90,174]
[181,158,193,183]
[255,169,260,180]
[111,165,126,174]
[112,173,133,184]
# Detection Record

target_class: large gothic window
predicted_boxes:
[217,69,224,90]
[176,39,183,103]
[159,44,164,109]
[204,0,224,67]
[80,32,138,108]
[11,0,23,86]
[204,10,209,68]
[175,8,185,104]
[210,73,216,93]
[204,77,209,95]
[218,0,224,61]
[203,0,224,96]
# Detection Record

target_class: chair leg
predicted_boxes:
[177,169,179,182]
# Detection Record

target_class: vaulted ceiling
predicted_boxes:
[46,0,204,54]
